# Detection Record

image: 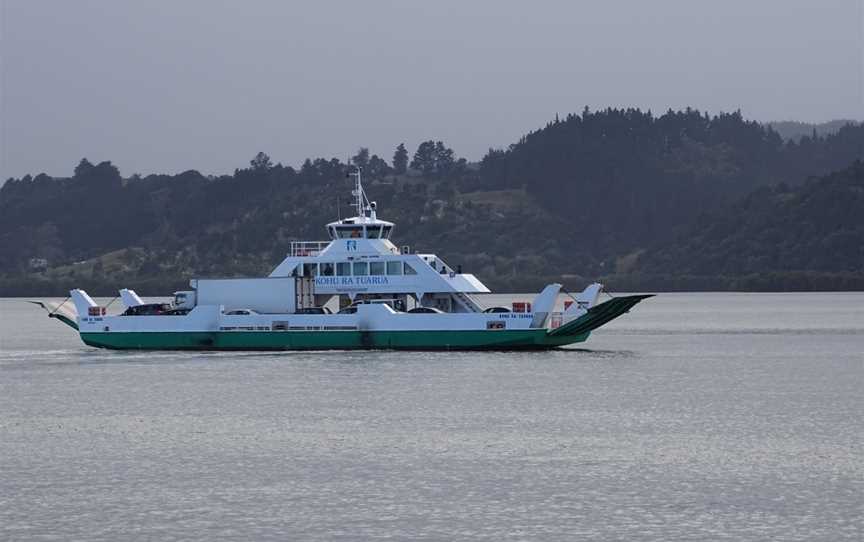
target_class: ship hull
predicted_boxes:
[68,294,654,351]
[80,328,591,351]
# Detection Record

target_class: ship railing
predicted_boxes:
[289,241,330,257]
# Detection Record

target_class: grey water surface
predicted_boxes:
[1,293,862,541]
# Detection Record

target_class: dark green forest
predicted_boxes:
[2,108,863,295]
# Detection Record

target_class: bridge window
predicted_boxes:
[336,262,351,276]
[336,226,364,239]
[369,261,385,275]
[367,225,382,239]
[353,262,368,275]
[303,263,318,277]
[404,262,417,275]
[320,262,334,276]
[382,226,393,239]
[386,261,402,275]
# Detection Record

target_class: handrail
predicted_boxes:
[289,241,330,257]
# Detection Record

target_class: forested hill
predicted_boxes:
[480,109,863,260]
[2,108,863,295]
[633,161,864,290]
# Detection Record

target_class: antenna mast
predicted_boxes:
[350,166,365,218]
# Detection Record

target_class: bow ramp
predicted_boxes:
[546,294,654,340]
[28,298,80,331]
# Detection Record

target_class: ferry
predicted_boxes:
[33,168,651,350]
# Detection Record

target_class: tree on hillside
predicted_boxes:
[411,140,456,176]
[393,143,408,174]
[433,141,455,174]
[352,148,370,170]
[74,158,95,179]
[366,154,391,180]
[300,157,347,183]
[72,159,122,190]
[411,141,436,174]
[250,152,273,171]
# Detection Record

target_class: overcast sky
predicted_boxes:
[1,0,862,180]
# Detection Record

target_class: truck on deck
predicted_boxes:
[174,277,307,314]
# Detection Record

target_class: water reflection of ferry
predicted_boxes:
[34,168,651,350]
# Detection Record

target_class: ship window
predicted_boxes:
[303,263,318,277]
[353,262,368,275]
[404,262,417,275]
[328,226,337,240]
[337,226,364,239]
[336,262,351,276]
[367,225,382,239]
[386,261,402,275]
[369,261,385,275]
[382,226,393,239]
[320,262,334,276]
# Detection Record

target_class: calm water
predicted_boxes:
[1,293,862,541]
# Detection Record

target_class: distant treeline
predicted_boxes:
[768,119,860,142]
[1,107,863,295]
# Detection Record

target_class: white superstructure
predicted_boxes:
[268,167,490,314]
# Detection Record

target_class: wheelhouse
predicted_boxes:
[327,220,394,240]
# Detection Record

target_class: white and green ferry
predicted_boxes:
[35,169,651,350]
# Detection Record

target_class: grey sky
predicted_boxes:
[1,0,862,180]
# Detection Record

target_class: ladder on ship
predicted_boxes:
[452,290,482,313]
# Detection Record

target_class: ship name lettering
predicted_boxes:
[315,276,390,287]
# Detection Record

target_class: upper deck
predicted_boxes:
[270,167,490,295]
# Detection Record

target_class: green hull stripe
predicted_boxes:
[80,328,590,351]
[73,294,653,351]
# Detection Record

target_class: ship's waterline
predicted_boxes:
[79,328,592,351]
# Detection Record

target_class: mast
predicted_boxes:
[349,165,375,220]
[349,166,364,218]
